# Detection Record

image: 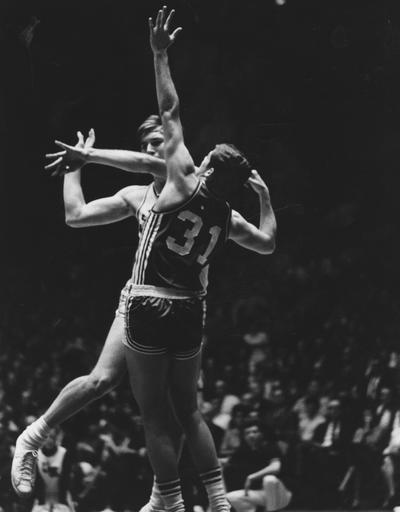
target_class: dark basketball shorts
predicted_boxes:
[123,285,206,361]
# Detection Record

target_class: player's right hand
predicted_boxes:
[149,6,182,54]
[45,129,96,177]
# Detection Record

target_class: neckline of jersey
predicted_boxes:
[151,179,202,215]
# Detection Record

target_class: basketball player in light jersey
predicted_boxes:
[12,115,184,510]
[31,427,75,512]
[119,8,276,512]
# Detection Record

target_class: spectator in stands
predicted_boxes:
[219,404,249,458]
[211,380,241,430]
[310,399,355,506]
[224,419,292,512]
[31,427,75,512]
[382,406,400,508]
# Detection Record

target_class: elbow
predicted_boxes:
[160,100,179,119]
[258,236,276,255]
[65,213,82,228]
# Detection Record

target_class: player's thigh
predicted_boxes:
[91,315,126,379]
[124,346,170,412]
[169,351,202,414]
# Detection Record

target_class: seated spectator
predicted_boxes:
[224,419,292,512]
[375,387,395,434]
[297,396,325,442]
[309,399,355,507]
[211,380,240,430]
[382,407,400,508]
[341,407,384,509]
[293,379,329,418]
[31,427,75,512]
[219,404,249,458]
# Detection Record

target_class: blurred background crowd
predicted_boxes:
[1,0,399,510]
[1,240,400,511]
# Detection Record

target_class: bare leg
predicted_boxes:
[124,347,179,481]
[169,352,219,471]
[44,316,125,426]
[11,316,126,498]
[169,353,229,512]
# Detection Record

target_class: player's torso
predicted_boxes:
[132,181,230,293]
[136,183,159,233]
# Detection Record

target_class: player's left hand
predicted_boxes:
[247,170,270,197]
[45,129,96,177]
[149,6,182,54]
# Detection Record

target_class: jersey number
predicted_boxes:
[166,210,222,264]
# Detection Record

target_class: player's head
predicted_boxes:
[200,143,251,201]
[137,114,165,159]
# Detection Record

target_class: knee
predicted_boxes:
[173,402,199,428]
[227,490,244,504]
[262,475,279,490]
[87,371,119,398]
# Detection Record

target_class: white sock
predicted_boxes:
[200,467,230,512]
[21,416,51,449]
[157,478,185,512]
[149,479,164,510]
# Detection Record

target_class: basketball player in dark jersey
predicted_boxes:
[120,8,276,512]
[12,117,183,511]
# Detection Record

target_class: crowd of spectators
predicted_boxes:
[1,225,399,512]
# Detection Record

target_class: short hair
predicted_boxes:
[137,114,162,142]
[209,143,251,186]
[243,418,262,432]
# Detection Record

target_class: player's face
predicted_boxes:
[140,127,165,159]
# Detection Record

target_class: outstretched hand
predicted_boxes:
[45,129,96,177]
[149,6,182,54]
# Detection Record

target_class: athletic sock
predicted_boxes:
[157,478,185,512]
[21,416,51,449]
[200,467,230,512]
[149,479,164,511]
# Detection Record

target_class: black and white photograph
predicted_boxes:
[1,1,398,511]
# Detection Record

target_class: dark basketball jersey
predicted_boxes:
[131,180,231,293]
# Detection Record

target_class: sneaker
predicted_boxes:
[11,435,38,498]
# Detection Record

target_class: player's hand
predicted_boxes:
[45,129,96,177]
[247,170,270,197]
[149,6,182,54]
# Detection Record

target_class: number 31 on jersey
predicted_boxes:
[166,210,221,265]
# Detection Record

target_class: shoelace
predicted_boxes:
[19,450,38,484]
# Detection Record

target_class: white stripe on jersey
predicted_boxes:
[139,214,163,284]
[132,211,163,285]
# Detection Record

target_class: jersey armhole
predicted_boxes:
[136,184,152,221]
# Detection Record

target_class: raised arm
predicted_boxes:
[229,171,276,254]
[45,132,166,179]
[149,8,196,184]
[62,132,140,228]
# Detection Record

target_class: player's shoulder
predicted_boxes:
[117,185,148,203]
[115,185,150,214]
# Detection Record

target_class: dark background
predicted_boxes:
[0,0,398,354]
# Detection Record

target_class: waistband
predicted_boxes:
[127,284,205,300]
